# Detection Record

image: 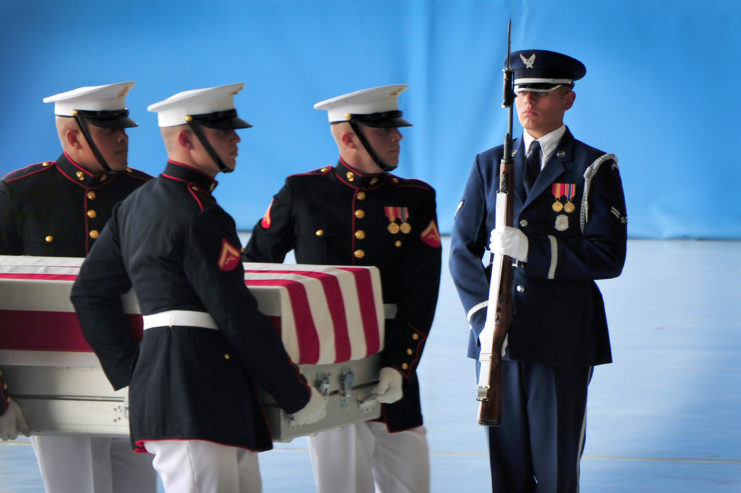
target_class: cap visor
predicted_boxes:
[88,116,138,129]
[361,117,412,128]
[198,116,252,129]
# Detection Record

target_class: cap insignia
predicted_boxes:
[520,53,536,69]
[390,88,404,96]
[118,86,131,98]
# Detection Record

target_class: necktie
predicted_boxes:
[524,140,541,193]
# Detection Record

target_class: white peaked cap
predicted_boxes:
[147,82,246,128]
[314,84,408,124]
[42,81,135,116]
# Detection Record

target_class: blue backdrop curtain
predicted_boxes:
[1,0,739,238]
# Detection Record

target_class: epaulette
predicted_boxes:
[387,174,435,191]
[2,161,56,183]
[289,165,333,178]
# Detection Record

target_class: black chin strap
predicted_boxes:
[186,120,233,174]
[73,114,113,174]
[348,120,396,173]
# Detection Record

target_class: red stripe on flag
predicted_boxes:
[243,279,320,364]
[246,270,352,363]
[0,273,78,281]
[0,310,143,351]
[335,267,381,355]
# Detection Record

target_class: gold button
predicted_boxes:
[412,333,420,340]
[315,229,325,237]
[320,167,328,173]
[76,171,85,181]
[224,353,231,360]
[395,240,402,247]
[87,209,97,219]
[354,249,365,259]
[355,230,365,240]
[42,161,52,167]
[354,209,365,219]
[191,185,199,192]
[87,191,96,200]
[401,363,409,370]
[89,230,99,239]
[406,348,413,355]
[356,191,366,201]
[370,178,379,185]
[45,235,53,243]
[346,172,355,182]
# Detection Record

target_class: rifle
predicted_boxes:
[476,20,515,426]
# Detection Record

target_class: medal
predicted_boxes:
[399,207,411,234]
[551,183,564,212]
[554,214,569,231]
[563,184,576,214]
[385,206,402,234]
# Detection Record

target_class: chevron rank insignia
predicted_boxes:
[420,219,442,248]
[218,238,241,271]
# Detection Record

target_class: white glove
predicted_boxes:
[0,400,31,441]
[372,367,403,404]
[290,384,326,426]
[490,226,528,262]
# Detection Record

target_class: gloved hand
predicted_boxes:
[0,400,31,441]
[372,367,403,404]
[290,384,326,426]
[490,226,528,262]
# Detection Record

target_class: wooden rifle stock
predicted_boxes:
[476,20,515,426]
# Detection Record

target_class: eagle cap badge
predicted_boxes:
[520,53,536,69]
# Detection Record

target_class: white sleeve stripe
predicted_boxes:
[467,301,488,322]
[547,235,558,279]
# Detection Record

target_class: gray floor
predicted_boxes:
[1,238,740,492]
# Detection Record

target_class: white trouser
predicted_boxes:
[31,435,156,493]
[308,422,430,493]
[144,439,261,493]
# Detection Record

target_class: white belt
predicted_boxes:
[142,310,218,331]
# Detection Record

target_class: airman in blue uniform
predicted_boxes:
[449,50,628,493]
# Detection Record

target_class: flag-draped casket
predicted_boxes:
[0,255,384,442]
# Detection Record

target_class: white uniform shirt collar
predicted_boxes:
[523,125,566,170]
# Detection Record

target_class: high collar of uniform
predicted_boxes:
[57,152,118,188]
[162,160,218,193]
[334,158,387,189]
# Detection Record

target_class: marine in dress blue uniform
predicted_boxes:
[449,51,628,493]
[245,84,442,493]
[0,82,156,493]
[70,83,325,493]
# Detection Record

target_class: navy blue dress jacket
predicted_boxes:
[0,152,150,256]
[70,161,311,452]
[449,128,627,367]
[244,159,442,432]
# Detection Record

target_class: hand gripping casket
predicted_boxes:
[0,256,385,442]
